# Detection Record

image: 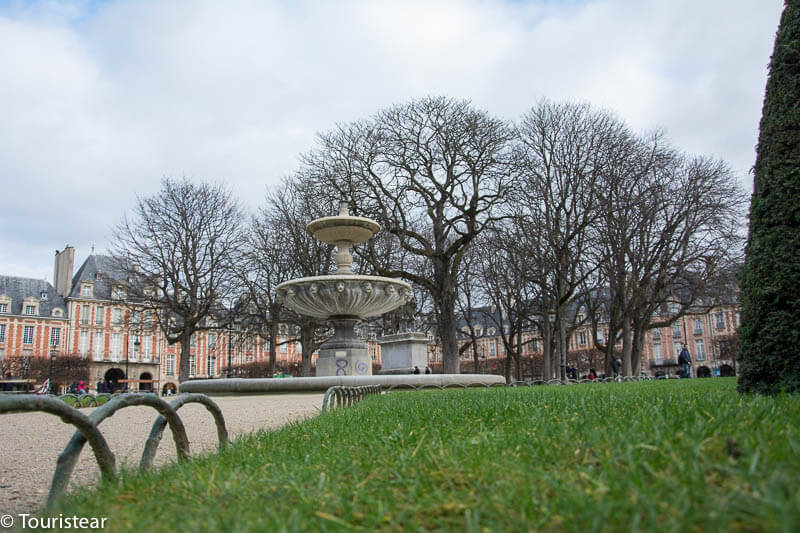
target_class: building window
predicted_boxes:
[578,331,587,346]
[489,342,496,357]
[142,336,152,361]
[23,326,34,344]
[112,308,122,325]
[695,339,706,362]
[0,303,7,313]
[653,343,663,364]
[652,329,661,341]
[715,312,725,330]
[208,333,216,350]
[0,324,5,342]
[81,284,93,297]
[50,328,61,346]
[166,354,176,376]
[129,336,139,362]
[79,330,89,354]
[189,356,196,377]
[81,305,89,324]
[93,332,103,361]
[672,323,682,338]
[280,338,288,353]
[95,306,104,325]
[111,333,122,361]
[25,305,36,316]
[694,319,703,335]
[207,355,216,377]
[190,334,196,346]
[596,330,604,344]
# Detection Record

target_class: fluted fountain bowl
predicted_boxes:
[276,275,412,319]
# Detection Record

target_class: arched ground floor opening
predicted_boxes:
[697,366,712,378]
[720,364,736,377]
[162,382,177,396]
[139,372,153,392]
[104,368,125,392]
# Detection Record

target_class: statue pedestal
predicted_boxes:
[316,317,372,376]
[378,332,429,374]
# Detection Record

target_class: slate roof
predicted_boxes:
[69,255,129,300]
[0,275,67,317]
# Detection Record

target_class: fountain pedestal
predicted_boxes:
[316,316,372,376]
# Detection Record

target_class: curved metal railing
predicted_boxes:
[321,385,382,412]
[0,392,227,507]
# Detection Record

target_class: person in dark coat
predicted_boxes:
[413,366,421,374]
[611,358,621,379]
[678,345,692,378]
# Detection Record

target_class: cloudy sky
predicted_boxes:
[0,0,784,281]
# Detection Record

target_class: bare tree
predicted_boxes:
[593,136,745,375]
[111,177,243,382]
[515,101,628,381]
[268,175,337,376]
[303,96,516,373]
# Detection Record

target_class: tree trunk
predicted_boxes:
[178,332,191,382]
[300,323,315,377]
[541,320,553,380]
[267,319,279,377]
[438,292,460,374]
[557,305,568,382]
[621,319,633,377]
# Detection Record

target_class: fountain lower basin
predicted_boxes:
[276,275,412,319]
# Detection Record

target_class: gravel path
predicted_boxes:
[0,393,324,515]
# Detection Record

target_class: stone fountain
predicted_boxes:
[179,202,505,394]
[275,201,412,376]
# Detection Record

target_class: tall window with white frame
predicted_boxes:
[653,343,664,364]
[694,319,703,335]
[50,328,60,348]
[0,303,7,313]
[189,355,196,377]
[78,330,88,355]
[23,326,34,344]
[25,305,36,316]
[80,305,89,324]
[694,339,706,362]
[166,354,175,376]
[0,324,6,342]
[207,355,216,377]
[93,332,103,361]
[111,333,121,361]
[141,335,151,362]
[715,312,725,330]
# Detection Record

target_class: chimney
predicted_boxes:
[53,246,75,297]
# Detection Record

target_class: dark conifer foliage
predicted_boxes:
[738,1,800,394]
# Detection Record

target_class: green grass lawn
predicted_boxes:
[49,378,799,532]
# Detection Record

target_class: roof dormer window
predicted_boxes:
[81,283,93,298]
[25,305,36,315]
[40,291,48,301]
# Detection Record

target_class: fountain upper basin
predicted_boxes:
[276,274,412,319]
[306,215,380,245]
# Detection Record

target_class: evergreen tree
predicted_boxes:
[738,1,800,394]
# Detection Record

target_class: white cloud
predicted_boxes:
[0,0,784,279]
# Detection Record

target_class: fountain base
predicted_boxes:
[316,316,372,376]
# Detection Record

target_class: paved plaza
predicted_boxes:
[0,393,324,514]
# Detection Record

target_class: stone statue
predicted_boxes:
[386,298,417,334]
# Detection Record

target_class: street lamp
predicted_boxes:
[124,334,141,392]
[227,319,233,378]
[49,348,57,394]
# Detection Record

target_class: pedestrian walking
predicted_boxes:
[678,345,692,378]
